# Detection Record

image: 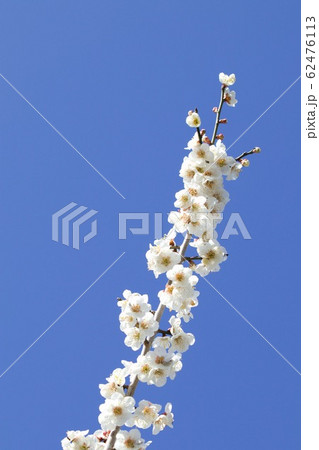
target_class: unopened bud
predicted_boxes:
[169,239,175,247]
[212,107,218,113]
[253,146,261,153]
[188,110,193,116]
[241,159,250,167]
[200,129,206,136]
[219,118,228,124]
[216,133,224,140]
[204,137,211,144]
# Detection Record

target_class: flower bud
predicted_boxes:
[253,147,261,153]
[186,112,201,128]
[219,118,228,124]
[212,107,218,113]
[216,133,224,140]
[241,159,250,167]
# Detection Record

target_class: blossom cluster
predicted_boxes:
[118,291,159,351]
[62,72,258,449]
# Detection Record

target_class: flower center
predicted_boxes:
[131,304,141,313]
[141,364,151,374]
[188,188,198,196]
[155,356,165,365]
[113,406,123,416]
[162,256,172,266]
[124,438,136,448]
[175,273,184,282]
[206,250,216,260]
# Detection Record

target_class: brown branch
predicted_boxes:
[211,86,226,144]
[157,328,172,336]
[194,108,203,144]
[235,147,261,161]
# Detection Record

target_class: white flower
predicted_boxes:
[139,312,159,338]
[132,354,153,384]
[179,156,196,182]
[115,429,151,450]
[174,189,192,209]
[211,140,236,176]
[224,87,238,107]
[152,403,174,435]
[187,212,212,237]
[158,278,199,315]
[146,243,181,278]
[61,430,98,450]
[185,131,201,150]
[169,319,195,353]
[168,315,183,334]
[152,335,172,350]
[227,162,242,180]
[209,186,230,213]
[131,400,161,429]
[188,143,214,164]
[99,381,124,399]
[186,112,201,128]
[191,238,227,275]
[119,312,137,332]
[166,264,194,287]
[124,327,146,351]
[176,296,198,322]
[98,393,135,431]
[99,368,130,401]
[121,292,151,320]
[219,72,236,86]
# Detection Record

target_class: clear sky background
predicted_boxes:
[0,1,300,449]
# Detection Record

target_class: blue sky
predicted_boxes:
[0,1,300,449]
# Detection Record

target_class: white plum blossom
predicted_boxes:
[61,430,106,450]
[211,140,237,176]
[227,161,242,180]
[131,400,161,429]
[124,327,146,351]
[188,142,214,163]
[139,312,159,338]
[115,429,151,450]
[158,273,199,316]
[152,335,171,350]
[224,87,238,107]
[146,236,180,278]
[62,72,259,450]
[99,367,127,399]
[191,238,227,276]
[118,291,150,320]
[219,72,236,86]
[98,393,135,431]
[166,264,194,286]
[169,316,195,353]
[117,291,159,350]
[186,111,201,127]
[174,189,192,209]
[152,403,174,435]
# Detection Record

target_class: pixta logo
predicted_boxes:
[52,202,98,250]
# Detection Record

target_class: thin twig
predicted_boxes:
[194,108,202,144]
[211,86,226,144]
[235,147,260,161]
